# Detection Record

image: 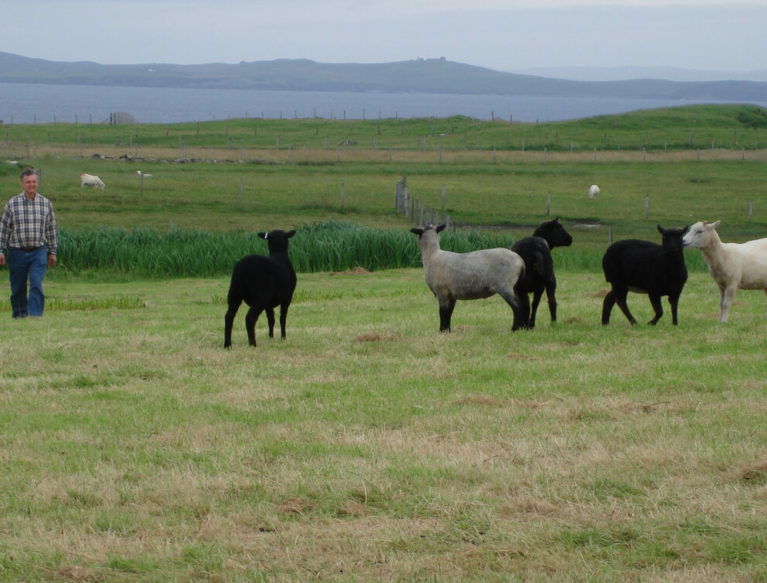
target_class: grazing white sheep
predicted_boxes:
[682,220,767,322]
[411,224,527,332]
[136,170,152,177]
[588,184,600,198]
[80,173,105,189]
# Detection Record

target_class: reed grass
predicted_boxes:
[52,222,709,279]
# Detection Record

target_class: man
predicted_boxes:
[0,168,58,318]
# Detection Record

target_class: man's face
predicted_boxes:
[21,174,38,196]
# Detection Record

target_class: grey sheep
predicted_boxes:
[411,224,527,332]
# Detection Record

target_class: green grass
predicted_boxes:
[2,105,767,258]
[1,105,767,580]
[3,104,766,153]
[1,271,767,581]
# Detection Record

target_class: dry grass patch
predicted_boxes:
[2,272,767,581]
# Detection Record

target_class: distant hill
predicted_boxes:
[2,52,767,102]
[516,65,767,83]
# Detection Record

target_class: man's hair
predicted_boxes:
[20,167,38,180]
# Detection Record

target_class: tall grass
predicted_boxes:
[56,221,530,277]
[56,221,709,278]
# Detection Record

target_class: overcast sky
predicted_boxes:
[4,1,767,76]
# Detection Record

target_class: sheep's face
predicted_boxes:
[534,218,573,248]
[410,224,446,250]
[682,221,719,248]
[657,224,688,252]
[258,229,296,254]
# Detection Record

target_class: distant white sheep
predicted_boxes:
[682,220,767,322]
[80,173,105,189]
[411,224,527,331]
[588,184,600,198]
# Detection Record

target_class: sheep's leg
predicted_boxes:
[529,290,542,328]
[544,277,558,323]
[224,303,240,348]
[438,299,455,332]
[279,302,290,339]
[266,307,276,338]
[611,287,638,325]
[245,307,261,346]
[601,290,616,325]
[763,289,767,319]
[647,294,664,325]
[507,290,529,331]
[668,293,681,325]
[719,285,736,323]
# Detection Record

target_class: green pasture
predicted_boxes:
[3,103,767,152]
[1,104,766,580]
[1,271,766,581]
[1,104,767,258]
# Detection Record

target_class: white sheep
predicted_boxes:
[588,184,600,198]
[410,224,527,331]
[682,220,767,322]
[80,173,105,189]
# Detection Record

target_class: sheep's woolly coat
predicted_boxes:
[601,224,688,326]
[683,220,767,322]
[511,218,573,328]
[411,224,526,331]
[224,229,297,347]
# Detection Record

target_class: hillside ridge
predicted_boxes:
[2,52,767,102]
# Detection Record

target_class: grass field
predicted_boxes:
[1,105,767,581]
[1,270,766,581]
[3,105,767,255]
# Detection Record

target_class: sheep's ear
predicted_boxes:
[257,232,267,240]
[709,220,721,230]
[656,224,663,234]
[286,230,296,238]
[436,224,447,233]
[410,228,424,236]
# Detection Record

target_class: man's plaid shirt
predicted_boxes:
[0,192,58,255]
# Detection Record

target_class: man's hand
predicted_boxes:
[0,253,5,267]
[48,254,56,267]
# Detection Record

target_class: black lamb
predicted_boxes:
[601,224,688,326]
[224,229,297,348]
[511,218,573,328]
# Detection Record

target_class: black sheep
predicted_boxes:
[511,218,573,328]
[224,229,297,348]
[601,224,688,326]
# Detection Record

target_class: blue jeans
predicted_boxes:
[8,246,48,318]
